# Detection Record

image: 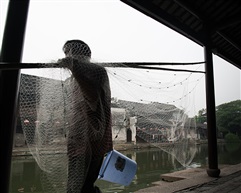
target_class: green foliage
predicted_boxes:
[218,126,229,136]
[195,108,206,123]
[196,100,241,137]
[216,100,241,136]
[224,132,240,143]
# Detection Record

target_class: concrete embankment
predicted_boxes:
[12,142,155,157]
[135,163,241,193]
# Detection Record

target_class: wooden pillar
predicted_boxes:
[204,29,220,177]
[0,0,29,192]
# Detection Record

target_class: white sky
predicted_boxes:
[1,0,240,116]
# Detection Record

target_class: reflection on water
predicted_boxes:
[10,160,41,193]
[10,143,241,193]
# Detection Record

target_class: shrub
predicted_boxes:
[224,133,240,143]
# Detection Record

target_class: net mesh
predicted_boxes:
[19,41,203,192]
[20,41,112,193]
[108,66,201,167]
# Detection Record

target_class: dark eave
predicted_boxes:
[121,0,241,70]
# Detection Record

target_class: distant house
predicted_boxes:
[196,123,207,139]
[111,107,137,143]
[16,74,139,146]
[112,99,197,143]
[16,74,198,147]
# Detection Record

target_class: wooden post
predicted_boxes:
[204,29,220,177]
[0,0,29,192]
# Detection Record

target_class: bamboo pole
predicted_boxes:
[0,62,205,73]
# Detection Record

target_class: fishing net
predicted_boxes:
[19,41,204,192]
[108,65,203,167]
[19,41,113,193]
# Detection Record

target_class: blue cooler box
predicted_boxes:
[98,150,137,186]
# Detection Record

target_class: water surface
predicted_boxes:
[10,143,241,193]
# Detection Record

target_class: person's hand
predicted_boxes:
[57,57,74,69]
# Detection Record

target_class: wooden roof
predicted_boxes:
[121,0,241,70]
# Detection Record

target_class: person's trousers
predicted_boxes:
[67,155,103,193]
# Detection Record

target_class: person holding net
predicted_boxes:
[59,40,113,193]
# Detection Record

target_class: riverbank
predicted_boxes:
[12,142,155,157]
[12,139,222,157]
[135,163,241,192]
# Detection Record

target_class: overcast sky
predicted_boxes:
[1,0,240,116]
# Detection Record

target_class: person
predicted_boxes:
[59,39,113,193]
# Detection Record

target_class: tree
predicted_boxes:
[216,100,241,137]
[195,108,206,124]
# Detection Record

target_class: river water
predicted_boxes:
[10,143,241,193]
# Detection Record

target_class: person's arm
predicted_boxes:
[58,57,107,103]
